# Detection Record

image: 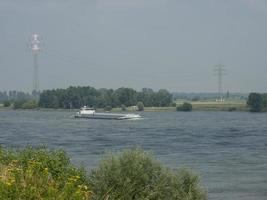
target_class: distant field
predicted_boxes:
[175,99,247,111]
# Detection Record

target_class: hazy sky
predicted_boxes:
[0,0,267,92]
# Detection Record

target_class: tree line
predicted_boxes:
[0,91,35,102]
[0,91,39,109]
[38,86,173,109]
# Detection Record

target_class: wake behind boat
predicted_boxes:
[75,106,141,120]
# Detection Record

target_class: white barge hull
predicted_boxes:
[75,113,141,120]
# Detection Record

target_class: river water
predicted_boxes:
[0,110,267,200]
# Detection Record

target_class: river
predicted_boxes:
[0,110,267,200]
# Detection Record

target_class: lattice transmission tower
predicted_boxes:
[31,33,41,94]
[214,64,227,102]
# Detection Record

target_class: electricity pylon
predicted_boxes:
[214,64,226,102]
[31,33,41,95]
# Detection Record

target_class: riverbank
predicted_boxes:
[0,99,248,112]
[177,100,248,111]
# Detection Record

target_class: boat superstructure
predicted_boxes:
[75,106,141,120]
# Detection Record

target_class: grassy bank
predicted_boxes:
[1,99,248,112]
[175,99,247,111]
[0,147,206,200]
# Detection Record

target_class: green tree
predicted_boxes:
[137,101,144,111]
[121,104,126,111]
[247,93,263,112]
[22,100,38,109]
[13,100,26,109]
[155,89,172,107]
[3,101,11,107]
[261,93,267,111]
[104,105,112,111]
[114,88,137,107]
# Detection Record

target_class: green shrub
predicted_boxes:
[89,149,206,200]
[104,106,112,111]
[0,147,206,200]
[3,101,11,107]
[0,147,92,200]
[137,101,144,111]
[13,100,26,109]
[177,102,193,112]
[22,100,38,109]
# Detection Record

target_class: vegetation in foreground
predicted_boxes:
[89,149,206,200]
[0,147,206,200]
[0,147,91,200]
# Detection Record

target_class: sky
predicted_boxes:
[0,0,267,93]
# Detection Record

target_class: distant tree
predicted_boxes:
[121,104,126,111]
[137,88,155,106]
[104,106,112,111]
[38,86,173,109]
[192,96,200,101]
[137,101,144,111]
[114,88,137,107]
[261,93,267,111]
[226,91,230,99]
[177,102,192,112]
[3,101,11,107]
[22,100,38,109]
[13,100,26,109]
[170,102,177,107]
[247,93,263,112]
[0,91,8,102]
[156,89,172,107]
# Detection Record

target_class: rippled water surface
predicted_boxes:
[1,110,267,200]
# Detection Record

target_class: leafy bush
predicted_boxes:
[177,102,193,112]
[22,100,38,109]
[13,100,26,109]
[0,147,92,200]
[0,147,206,200]
[3,101,11,107]
[137,101,144,111]
[104,106,112,111]
[89,149,206,200]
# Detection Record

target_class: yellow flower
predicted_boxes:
[6,182,12,186]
